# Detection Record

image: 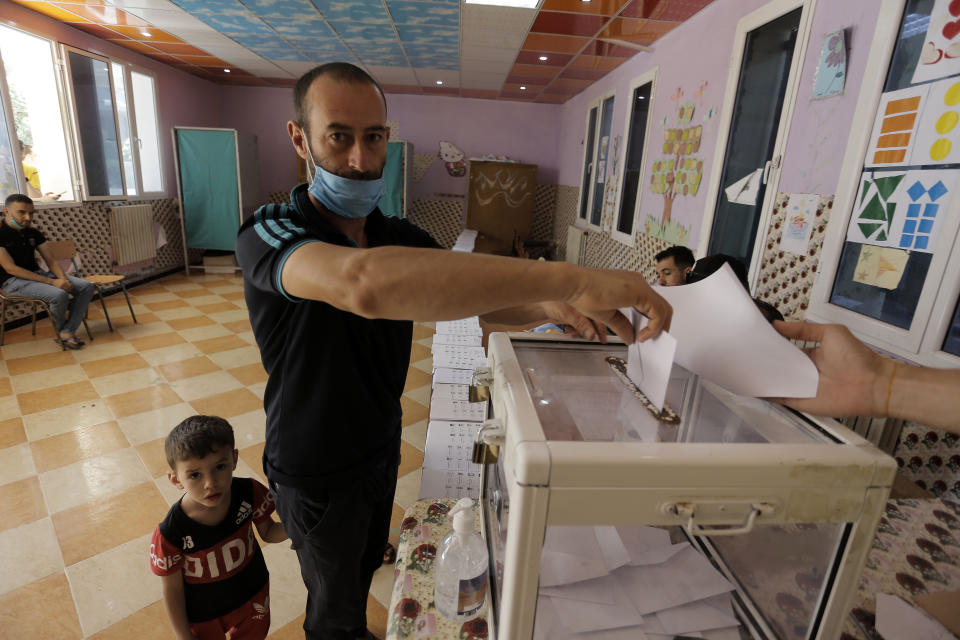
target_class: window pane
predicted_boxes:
[68,50,124,197]
[617,82,652,236]
[0,26,73,201]
[111,63,137,195]
[589,94,615,227]
[829,241,932,329]
[0,90,18,200]
[883,0,934,92]
[579,106,598,221]
[942,294,960,356]
[132,71,162,193]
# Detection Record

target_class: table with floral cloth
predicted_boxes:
[387,498,489,640]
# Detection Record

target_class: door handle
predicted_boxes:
[761,160,772,185]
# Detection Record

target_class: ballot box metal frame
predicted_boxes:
[478,332,896,640]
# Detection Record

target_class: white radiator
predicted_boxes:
[109,205,156,266]
[565,225,588,265]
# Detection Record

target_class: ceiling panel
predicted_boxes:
[11,0,716,103]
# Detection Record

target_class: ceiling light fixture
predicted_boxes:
[436,80,443,85]
[464,0,538,7]
[520,86,526,90]
[224,69,231,73]
[538,55,548,61]
[140,30,151,37]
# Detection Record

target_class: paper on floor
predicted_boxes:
[654,263,818,398]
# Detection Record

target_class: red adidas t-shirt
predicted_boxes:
[150,477,275,622]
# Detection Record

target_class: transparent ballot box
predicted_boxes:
[477,334,895,640]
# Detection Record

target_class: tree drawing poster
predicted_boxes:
[846,169,959,253]
[913,0,960,84]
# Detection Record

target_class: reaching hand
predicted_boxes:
[769,321,892,418]
[539,301,606,342]
[566,268,672,344]
[52,277,73,292]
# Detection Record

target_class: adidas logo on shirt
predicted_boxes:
[235,501,252,525]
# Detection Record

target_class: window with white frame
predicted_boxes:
[612,69,657,246]
[0,24,76,203]
[577,91,616,229]
[111,62,164,196]
[810,0,960,366]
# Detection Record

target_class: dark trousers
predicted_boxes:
[272,449,399,640]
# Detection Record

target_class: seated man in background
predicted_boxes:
[0,194,94,349]
[654,245,695,286]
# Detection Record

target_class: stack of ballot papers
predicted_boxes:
[419,315,488,500]
[533,525,742,640]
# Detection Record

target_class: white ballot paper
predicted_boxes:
[540,574,619,605]
[654,264,818,397]
[417,467,480,499]
[436,317,482,336]
[654,593,739,634]
[433,333,483,347]
[534,595,649,640]
[623,309,677,411]
[724,168,762,206]
[540,526,629,587]
[433,367,475,386]
[432,344,487,370]
[614,544,735,615]
[551,583,645,634]
[431,383,470,401]
[876,593,955,640]
[423,420,482,472]
[429,398,487,422]
[452,229,478,252]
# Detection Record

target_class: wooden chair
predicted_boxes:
[45,240,137,332]
[0,289,64,349]
[38,240,94,343]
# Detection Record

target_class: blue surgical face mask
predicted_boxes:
[304,140,385,219]
[6,216,25,230]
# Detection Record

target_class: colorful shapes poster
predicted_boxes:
[864,84,930,167]
[912,0,960,84]
[812,30,846,100]
[846,169,959,253]
[852,246,909,290]
[779,193,818,255]
[909,76,960,165]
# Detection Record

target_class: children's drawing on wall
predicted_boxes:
[910,76,960,165]
[864,84,930,167]
[847,169,959,252]
[412,153,436,182]
[702,106,718,122]
[779,193,818,255]
[646,87,706,245]
[439,140,466,177]
[601,135,622,233]
[852,246,909,290]
[812,30,846,100]
[913,0,960,84]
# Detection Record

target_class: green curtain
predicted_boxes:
[177,129,239,250]
[379,141,404,218]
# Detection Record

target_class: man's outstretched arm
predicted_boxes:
[771,321,960,434]
[280,242,670,344]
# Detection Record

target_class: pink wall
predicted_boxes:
[777,1,879,194]
[219,85,563,203]
[0,0,223,200]
[555,0,769,249]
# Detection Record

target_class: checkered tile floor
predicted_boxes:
[0,272,433,639]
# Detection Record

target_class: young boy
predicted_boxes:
[150,415,287,640]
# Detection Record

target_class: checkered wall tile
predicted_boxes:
[409,199,463,249]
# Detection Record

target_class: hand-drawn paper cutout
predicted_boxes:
[912,0,960,84]
[812,30,846,100]
[847,169,959,252]
[910,76,960,165]
[723,169,762,205]
[852,245,910,290]
[779,193,819,255]
[865,85,930,168]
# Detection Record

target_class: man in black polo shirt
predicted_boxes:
[235,62,672,640]
[0,194,94,349]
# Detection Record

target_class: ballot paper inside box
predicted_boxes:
[478,333,896,640]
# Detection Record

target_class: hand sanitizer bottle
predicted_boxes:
[434,498,489,621]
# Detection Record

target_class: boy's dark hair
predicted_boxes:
[293,62,386,133]
[4,193,32,208]
[753,298,784,323]
[165,415,235,469]
[685,253,749,289]
[654,245,695,270]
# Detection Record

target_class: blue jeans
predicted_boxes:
[3,271,96,334]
